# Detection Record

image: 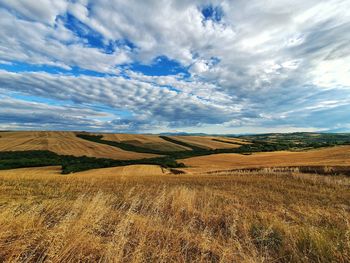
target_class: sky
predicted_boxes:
[0,0,349,134]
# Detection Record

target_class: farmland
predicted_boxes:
[0,131,349,262]
[101,133,191,152]
[0,131,158,160]
[181,145,350,173]
[166,135,244,149]
[2,0,349,262]
[0,166,349,262]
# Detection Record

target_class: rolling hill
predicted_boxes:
[181,145,350,173]
[0,131,349,262]
[1,131,350,175]
[0,131,159,160]
[101,133,192,151]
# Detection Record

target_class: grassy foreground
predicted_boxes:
[0,168,349,262]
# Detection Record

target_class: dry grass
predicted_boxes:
[170,136,242,149]
[181,146,350,173]
[76,165,173,177]
[0,131,158,160]
[0,132,246,157]
[0,166,349,262]
[213,137,252,145]
[101,134,191,152]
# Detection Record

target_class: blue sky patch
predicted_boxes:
[0,61,108,77]
[201,5,223,22]
[128,56,190,77]
[60,14,106,48]
[59,13,136,54]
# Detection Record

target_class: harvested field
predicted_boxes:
[0,167,349,262]
[181,145,350,173]
[102,133,191,151]
[1,132,349,261]
[0,131,158,160]
[0,165,172,178]
[212,137,251,145]
[170,135,242,149]
[0,166,61,178]
[75,164,172,177]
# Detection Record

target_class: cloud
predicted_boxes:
[0,0,349,132]
[0,8,131,72]
[0,0,67,24]
[1,68,349,132]
[0,70,244,131]
[0,95,113,131]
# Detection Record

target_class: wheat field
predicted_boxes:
[169,136,243,149]
[0,131,158,160]
[0,166,349,262]
[101,134,192,152]
[181,146,350,173]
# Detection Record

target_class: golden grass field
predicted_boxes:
[102,133,191,151]
[0,131,158,160]
[0,166,349,262]
[209,137,251,145]
[76,164,172,177]
[181,146,350,173]
[169,136,244,149]
[1,132,350,262]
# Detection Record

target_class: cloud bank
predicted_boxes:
[0,0,349,133]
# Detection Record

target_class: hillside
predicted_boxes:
[181,145,350,173]
[0,131,350,262]
[101,133,192,151]
[1,131,350,174]
[0,131,159,160]
[168,135,244,149]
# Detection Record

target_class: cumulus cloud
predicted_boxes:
[0,8,131,72]
[0,0,67,24]
[0,70,244,131]
[0,95,114,131]
[0,0,349,132]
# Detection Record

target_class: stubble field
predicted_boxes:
[0,166,349,262]
[181,145,350,173]
[0,131,158,160]
[1,132,350,262]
